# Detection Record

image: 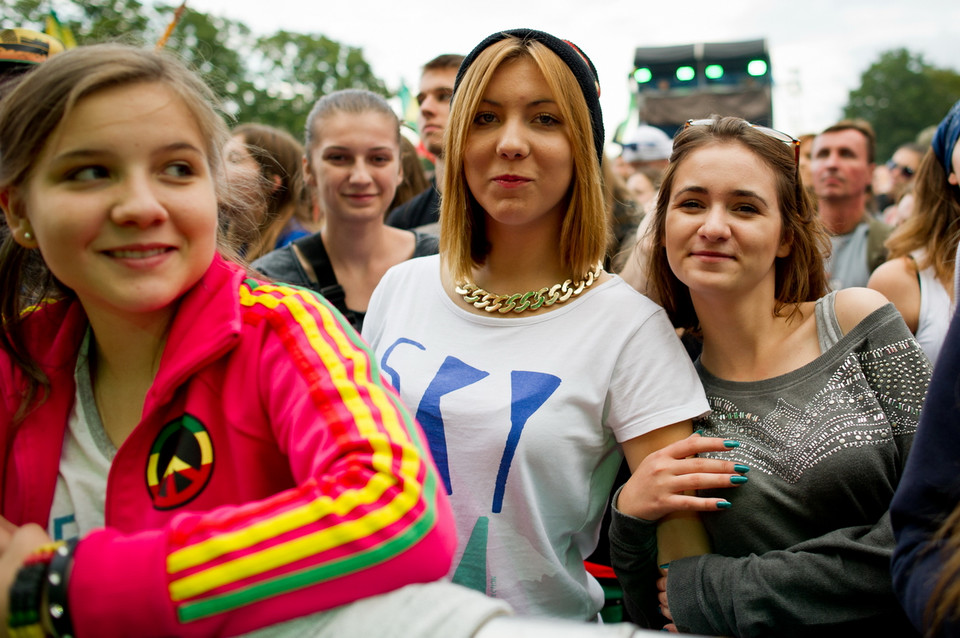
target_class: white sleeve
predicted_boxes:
[607,308,709,442]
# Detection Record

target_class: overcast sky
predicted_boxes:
[187,0,960,156]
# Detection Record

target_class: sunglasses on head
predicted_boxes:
[886,160,915,178]
[684,118,800,166]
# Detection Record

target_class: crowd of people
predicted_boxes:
[1,22,959,638]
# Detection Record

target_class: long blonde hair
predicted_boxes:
[885,148,960,283]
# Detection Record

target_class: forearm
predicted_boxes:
[608,493,663,628]
[892,528,943,636]
[64,291,457,637]
[69,469,455,637]
[656,511,710,564]
[667,515,913,637]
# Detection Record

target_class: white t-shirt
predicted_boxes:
[48,331,114,541]
[914,251,954,365]
[362,255,709,619]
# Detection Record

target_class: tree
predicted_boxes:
[155,7,263,121]
[844,49,960,162]
[1,0,152,46]
[251,31,389,135]
[0,1,389,137]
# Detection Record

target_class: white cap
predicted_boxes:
[621,124,672,162]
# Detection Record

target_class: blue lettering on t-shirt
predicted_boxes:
[383,339,564,592]
[379,338,426,391]
[493,371,561,513]
[413,356,489,494]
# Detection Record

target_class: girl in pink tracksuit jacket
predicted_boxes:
[0,43,455,637]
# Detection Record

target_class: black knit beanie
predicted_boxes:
[454,28,604,165]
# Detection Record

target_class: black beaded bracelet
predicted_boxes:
[46,539,77,638]
[8,562,46,635]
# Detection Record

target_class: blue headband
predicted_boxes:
[933,99,960,176]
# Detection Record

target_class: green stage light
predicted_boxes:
[676,65,695,82]
[705,64,724,80]
[634,67,652,83]
[747,59,768,77]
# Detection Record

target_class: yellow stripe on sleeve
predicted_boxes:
[164,283,426,593]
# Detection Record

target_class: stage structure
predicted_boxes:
[631,39,773,137]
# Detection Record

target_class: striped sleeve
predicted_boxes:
[69,281,457,638]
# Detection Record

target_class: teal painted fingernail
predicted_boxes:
[717,500,732,509]
[730,475,748,484]
[723,440,740,448]
[694,429,704,436]
[734,464,750,473]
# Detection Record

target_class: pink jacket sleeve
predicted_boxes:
[68,282,457,637]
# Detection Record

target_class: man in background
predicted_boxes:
[877,142,924,225]
[811,119,892,289]
[386,54,463,233]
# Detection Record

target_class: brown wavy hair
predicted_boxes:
[390,135,429,212]
[645,116,830,331]
[230,123,307,260]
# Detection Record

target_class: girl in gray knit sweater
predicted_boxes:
[611,116,930,636]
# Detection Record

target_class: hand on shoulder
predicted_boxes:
[833,286,894,335]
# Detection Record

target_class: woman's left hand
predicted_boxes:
[0,517,54,635]
[657,567,678,632]
[620,431,746,521]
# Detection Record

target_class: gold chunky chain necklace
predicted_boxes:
[455,262,604,314]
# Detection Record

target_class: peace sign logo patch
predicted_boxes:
[146,414,214,510]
